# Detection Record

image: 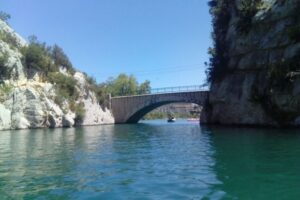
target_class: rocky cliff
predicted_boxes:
[201,0,300,127]
[0,20,114,130]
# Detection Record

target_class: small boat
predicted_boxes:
[167,117,176,123]
[167,112,176,123]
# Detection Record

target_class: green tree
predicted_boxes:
[47,72,79,105]
[101,74,151,97]
[108,74,138,96]
[22,36,76,77]
[51,44,74,73]
[21,36,56,78]
[138,80,151,94]
[0,11,11,23]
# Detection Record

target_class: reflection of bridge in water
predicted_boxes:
[110,85,209,123]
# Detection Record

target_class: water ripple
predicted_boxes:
[0,121,299,199]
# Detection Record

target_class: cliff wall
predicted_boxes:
[201,0,300,126]
[0,20,114,130]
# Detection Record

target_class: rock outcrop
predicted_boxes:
[201,0,300,127]
[0,20,114,130]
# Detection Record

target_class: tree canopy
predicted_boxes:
[104,74,151,97]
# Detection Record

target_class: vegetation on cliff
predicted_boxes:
[0,83,12,103]
[206,0,265,83]
[17,36,86,121]
[18,35,150,111]
[206,0,231,83]
[21,36,74,78]
[251,1,300,125]
[0,30,19,49]
[0,52,10,80]
[235,0,262,34]
[206,0,300,126]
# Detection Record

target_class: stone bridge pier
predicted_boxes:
[111,91,209,123]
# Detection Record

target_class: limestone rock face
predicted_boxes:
[74,72,114,126]
[201,0,300,126]
[0,104,11,129]
[0,39,26,81]
[0,20,27,47]
[82,98,114,125]
[0,20,114,130]
[63,113,75,127]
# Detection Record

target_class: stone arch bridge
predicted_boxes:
[110,86,209,123]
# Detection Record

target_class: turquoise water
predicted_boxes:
[0,120,300,199]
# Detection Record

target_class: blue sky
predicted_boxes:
[2,0,212,88]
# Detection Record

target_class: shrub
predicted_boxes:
[0,52,11,80]
[206,0,264,83]
[21,36,76,78]
[0,30,19,49]
[48,72,79,106]
[235,0,262,35]
[20,37,83,113]
[51,44,75,74]
[206,0,231,83]
[21,39,57,78]
[0,83,12,102]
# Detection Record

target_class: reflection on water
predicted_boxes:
[207,127,300,199]
[0,120,299,199]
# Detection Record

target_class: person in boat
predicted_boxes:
[167,112,176,122]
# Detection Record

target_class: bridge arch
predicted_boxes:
[111,91,209,123]
[126,101,198,123]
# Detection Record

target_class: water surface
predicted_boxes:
[0,120,299,199]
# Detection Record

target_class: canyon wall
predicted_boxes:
[0,20,114,130]
[201,0,300,126]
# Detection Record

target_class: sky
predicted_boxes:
[1,0,212,88]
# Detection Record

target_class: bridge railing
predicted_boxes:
[149,84,208,94]
[110,85,208,98]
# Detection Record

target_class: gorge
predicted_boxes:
[1,0,300,129]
